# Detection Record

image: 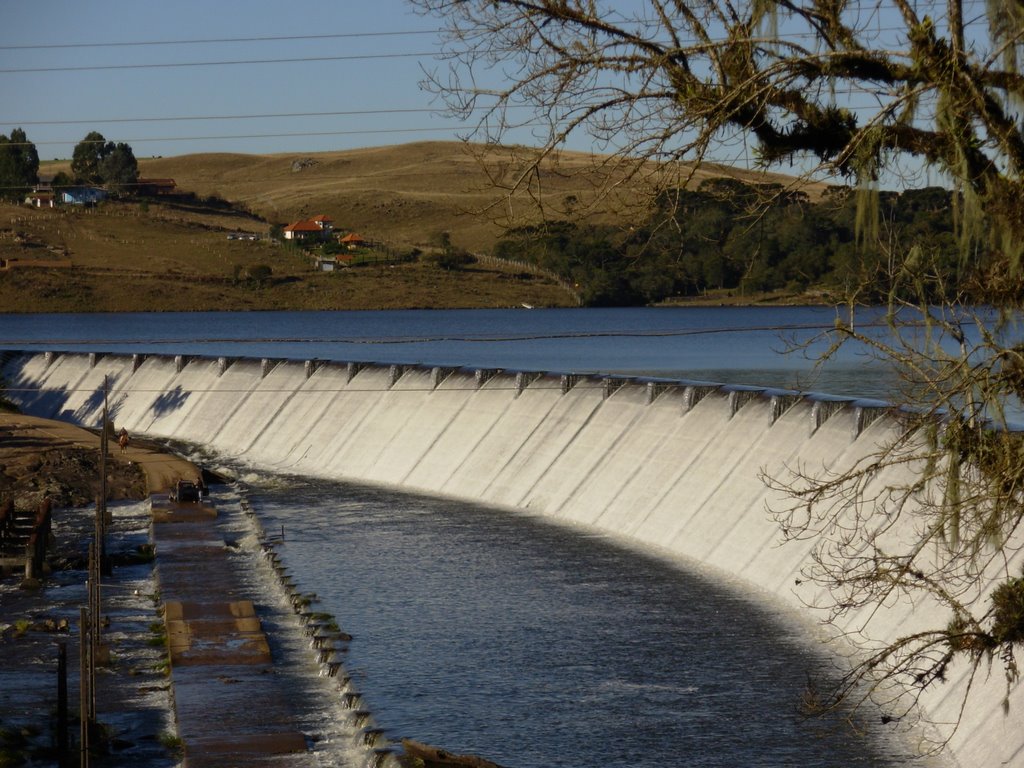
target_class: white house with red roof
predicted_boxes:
[283,214,334,241]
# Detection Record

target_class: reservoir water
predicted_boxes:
[0,306,899,398]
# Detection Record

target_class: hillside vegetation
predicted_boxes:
[3,141,824,312]
[135,141,819,253]
[0,198,577,312]
[494,182,973,306]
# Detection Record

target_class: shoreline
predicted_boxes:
[0,498,179,766]
[0,293,840,315]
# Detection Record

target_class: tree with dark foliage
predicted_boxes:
[100,142,139,191]
[70,131,110,185]
[0,128,39,200]
[71,132,139,190]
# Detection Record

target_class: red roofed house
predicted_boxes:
[283,214,334,242]
[136,178,177,195]
[337,232,368,249]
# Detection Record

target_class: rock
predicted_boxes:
[401,739,505,768]
[291,158,319,172]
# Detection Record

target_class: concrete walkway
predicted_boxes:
[150,493,312,766]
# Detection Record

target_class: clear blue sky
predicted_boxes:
[0,0,936,190]
[0,0,492,160]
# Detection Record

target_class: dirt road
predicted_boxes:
[0,412,198,503]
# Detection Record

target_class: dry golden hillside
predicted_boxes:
[0,195,577,312]
[133,141,826,253]
[11,142,828,313]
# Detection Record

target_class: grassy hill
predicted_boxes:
[0,198,577,312]
[3,141,825,313]
[133,141,825,253]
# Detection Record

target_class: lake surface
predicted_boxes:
[0,306,901,398]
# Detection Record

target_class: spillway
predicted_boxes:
[4,350,1022,767]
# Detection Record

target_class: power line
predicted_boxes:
[3,382,606,392]
[0,149,561,191]
[0,6,983,54]
[0,0,994,56]
[0,2,999,61]
[0,99,902,132]
[21,126,475,146]
[0,118,550,150]
[0,25,1004,78]
[0,30,437,51]
[0,52,438,75]
[2,105,537,127]
[0,383,650,398]
[0,95,925,149]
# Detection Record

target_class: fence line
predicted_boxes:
[474,253,582,306]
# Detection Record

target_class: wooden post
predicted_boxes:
[58,641,68,767]
[87,545,98,719]
[24,532,37,581]
[79,606,89,768]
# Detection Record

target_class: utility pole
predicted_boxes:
[79,377,108,768]
[97,376,110,577]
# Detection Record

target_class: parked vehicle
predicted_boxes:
[169,480,201,503]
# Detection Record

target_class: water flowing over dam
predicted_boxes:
[4,349,1022,767]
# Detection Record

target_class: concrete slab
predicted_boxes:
[165,599,271,666]
[187,732,309,755]
[152,492,316,764]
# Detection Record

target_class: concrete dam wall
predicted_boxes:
[4,350,1022,767]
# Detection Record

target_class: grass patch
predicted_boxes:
[158,731,184,759]
[146,621,168,648]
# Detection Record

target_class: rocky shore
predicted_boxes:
[0,417,148,511]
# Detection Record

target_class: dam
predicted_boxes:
[3,349,1022,767]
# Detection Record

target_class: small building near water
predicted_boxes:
[313,254,354,272]
[135,178,177,196]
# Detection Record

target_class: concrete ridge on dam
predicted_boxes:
[4,349,1022,768]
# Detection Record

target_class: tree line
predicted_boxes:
[493,179,969,306]
[0,129,139,200]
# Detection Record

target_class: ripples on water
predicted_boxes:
[0,307,904,400]
[239,474,922,768]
